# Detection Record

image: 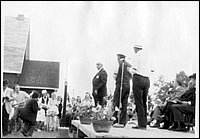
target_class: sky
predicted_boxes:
[1,1,199,99]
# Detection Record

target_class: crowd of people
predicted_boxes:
[2,81,63,137]
[2,73,196,137]
[2,44,196,137]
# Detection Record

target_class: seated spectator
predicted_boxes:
[148,98,162,126]
[76,96,82,106]
[165,80,186,102]
[157,74,196,130]
[102,94,113,108]
[70,97,77,108]
[168,73,196,131]
[65,104,73,127]
[70,97,79,120]
[149,101,166,128]
[81,92,94,107]
[149,79,185,128]
[71,96,82,119]
[127,97,136,121]
[64,96,81,127]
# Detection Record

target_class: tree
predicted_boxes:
[176,71,190,88]
[152,75,173,102]
[156,82,173,102]
[151,71,190,104]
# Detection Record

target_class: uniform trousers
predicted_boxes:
[113,83,130,126]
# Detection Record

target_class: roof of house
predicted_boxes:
[18,60,60,89]
[4,15,30,74]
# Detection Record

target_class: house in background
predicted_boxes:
[3,14,60,96]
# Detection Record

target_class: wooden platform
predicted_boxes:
[71,120,195,138]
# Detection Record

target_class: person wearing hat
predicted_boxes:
[92,62,108,107]
[157,73,196,131]
[39,90,49,115]
[112,53,132,126]
[166,73,196,131]
[128,45,151,129]
[149,79,185,128]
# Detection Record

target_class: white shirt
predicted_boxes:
[12,91,30,105]
[47,98,58,114]
[81,99,94,107]
[2,87,13,114]
[3,87,13,99]
[129,50,151,77]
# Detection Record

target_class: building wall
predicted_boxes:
[20,88,55,97]
[3,73,19,88]
[25,29,30,60]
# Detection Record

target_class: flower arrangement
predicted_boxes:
[76,105,94,124]
[91,105,116,121]
[78,105,94,118]
[91,105,115,133]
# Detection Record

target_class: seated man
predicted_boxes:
[158,73,196,130]
[150,79,185,128]
[169,73,196,131]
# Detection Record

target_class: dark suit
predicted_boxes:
[2,100,10,136]
[20,98,40,136]
[92,68,108,106]
[170,87,196,123]
[163,87,195,116]
[41,97,49,116]
[160,87,195,128]
[57,101,62,119]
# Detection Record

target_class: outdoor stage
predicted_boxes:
[72,120,195,138]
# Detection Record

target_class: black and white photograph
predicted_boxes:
[1,1,199,138]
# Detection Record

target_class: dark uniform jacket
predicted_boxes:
[115,60,132,85]
[20,99,40,124]
[92,68,108,98]
[179,87,196,106]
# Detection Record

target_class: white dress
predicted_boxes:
[47,98,59,130]
[47,98,59,116]
[36,108,46,122]
[36,100,46,122]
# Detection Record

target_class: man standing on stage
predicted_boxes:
[113,53,132,126]
[129,45,150,129]
[92,62,108,107]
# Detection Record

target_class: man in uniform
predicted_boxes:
[112,53,132,126]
